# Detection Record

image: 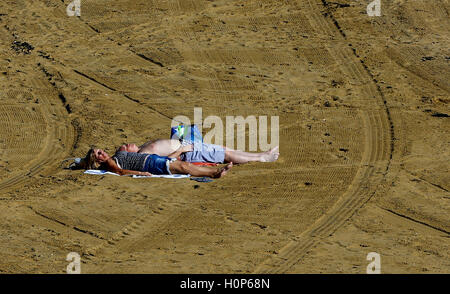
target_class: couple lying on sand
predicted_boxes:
[78,138,279,179]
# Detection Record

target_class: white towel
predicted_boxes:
[84,170,190,179]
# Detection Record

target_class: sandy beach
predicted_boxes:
[0,0,448,273]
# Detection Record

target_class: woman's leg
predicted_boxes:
[224,146,279,164]
[169,160,232,178]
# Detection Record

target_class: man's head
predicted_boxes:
[117,143,139,153]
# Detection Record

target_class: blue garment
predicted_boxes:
[144,154,174,175]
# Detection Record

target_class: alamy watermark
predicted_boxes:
[367,0,381,17]
[66,252,81,274]
[366,252,381,274]
[172,108,279,152]
[67,0,81,17]
[67,1,379,18]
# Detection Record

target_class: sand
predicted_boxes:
[0,0,448,273]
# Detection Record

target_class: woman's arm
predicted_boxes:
[119,169,152,176]
[103,158,152,176]
[167,143,193,159]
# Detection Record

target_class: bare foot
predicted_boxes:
[214,162,233,178]
[260,146,280,162]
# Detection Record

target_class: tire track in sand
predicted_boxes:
[0,91,74,195]
[72,1,208,264]
[0,38,75,196]
[254,0,394,273]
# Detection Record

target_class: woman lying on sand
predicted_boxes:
[117,139,279,164]
[78,147,232,178]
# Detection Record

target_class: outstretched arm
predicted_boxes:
[119,169,152,177]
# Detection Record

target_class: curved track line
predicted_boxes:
[0,101,74,195]
[255,110,384,273]
[31,0,177,122]
[254,0,394,273]
[0,77,75,195]
[384,46,450,93]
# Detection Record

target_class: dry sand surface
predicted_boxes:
[0,0,448,273]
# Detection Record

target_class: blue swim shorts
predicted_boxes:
[180,142,225,163]
[144,154,176,175]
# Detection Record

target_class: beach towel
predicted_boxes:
[84,169,190,179]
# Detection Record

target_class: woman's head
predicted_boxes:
[78,148,110,170]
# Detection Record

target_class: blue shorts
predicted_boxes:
[144,154,175,175]
[180,142,225,163]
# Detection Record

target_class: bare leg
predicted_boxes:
[169,160,232,178]
[224,146,279,164]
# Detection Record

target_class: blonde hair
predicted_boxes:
[78,148,101,170]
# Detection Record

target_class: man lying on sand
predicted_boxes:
[78,147,232,178]
[117,139,279,164]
